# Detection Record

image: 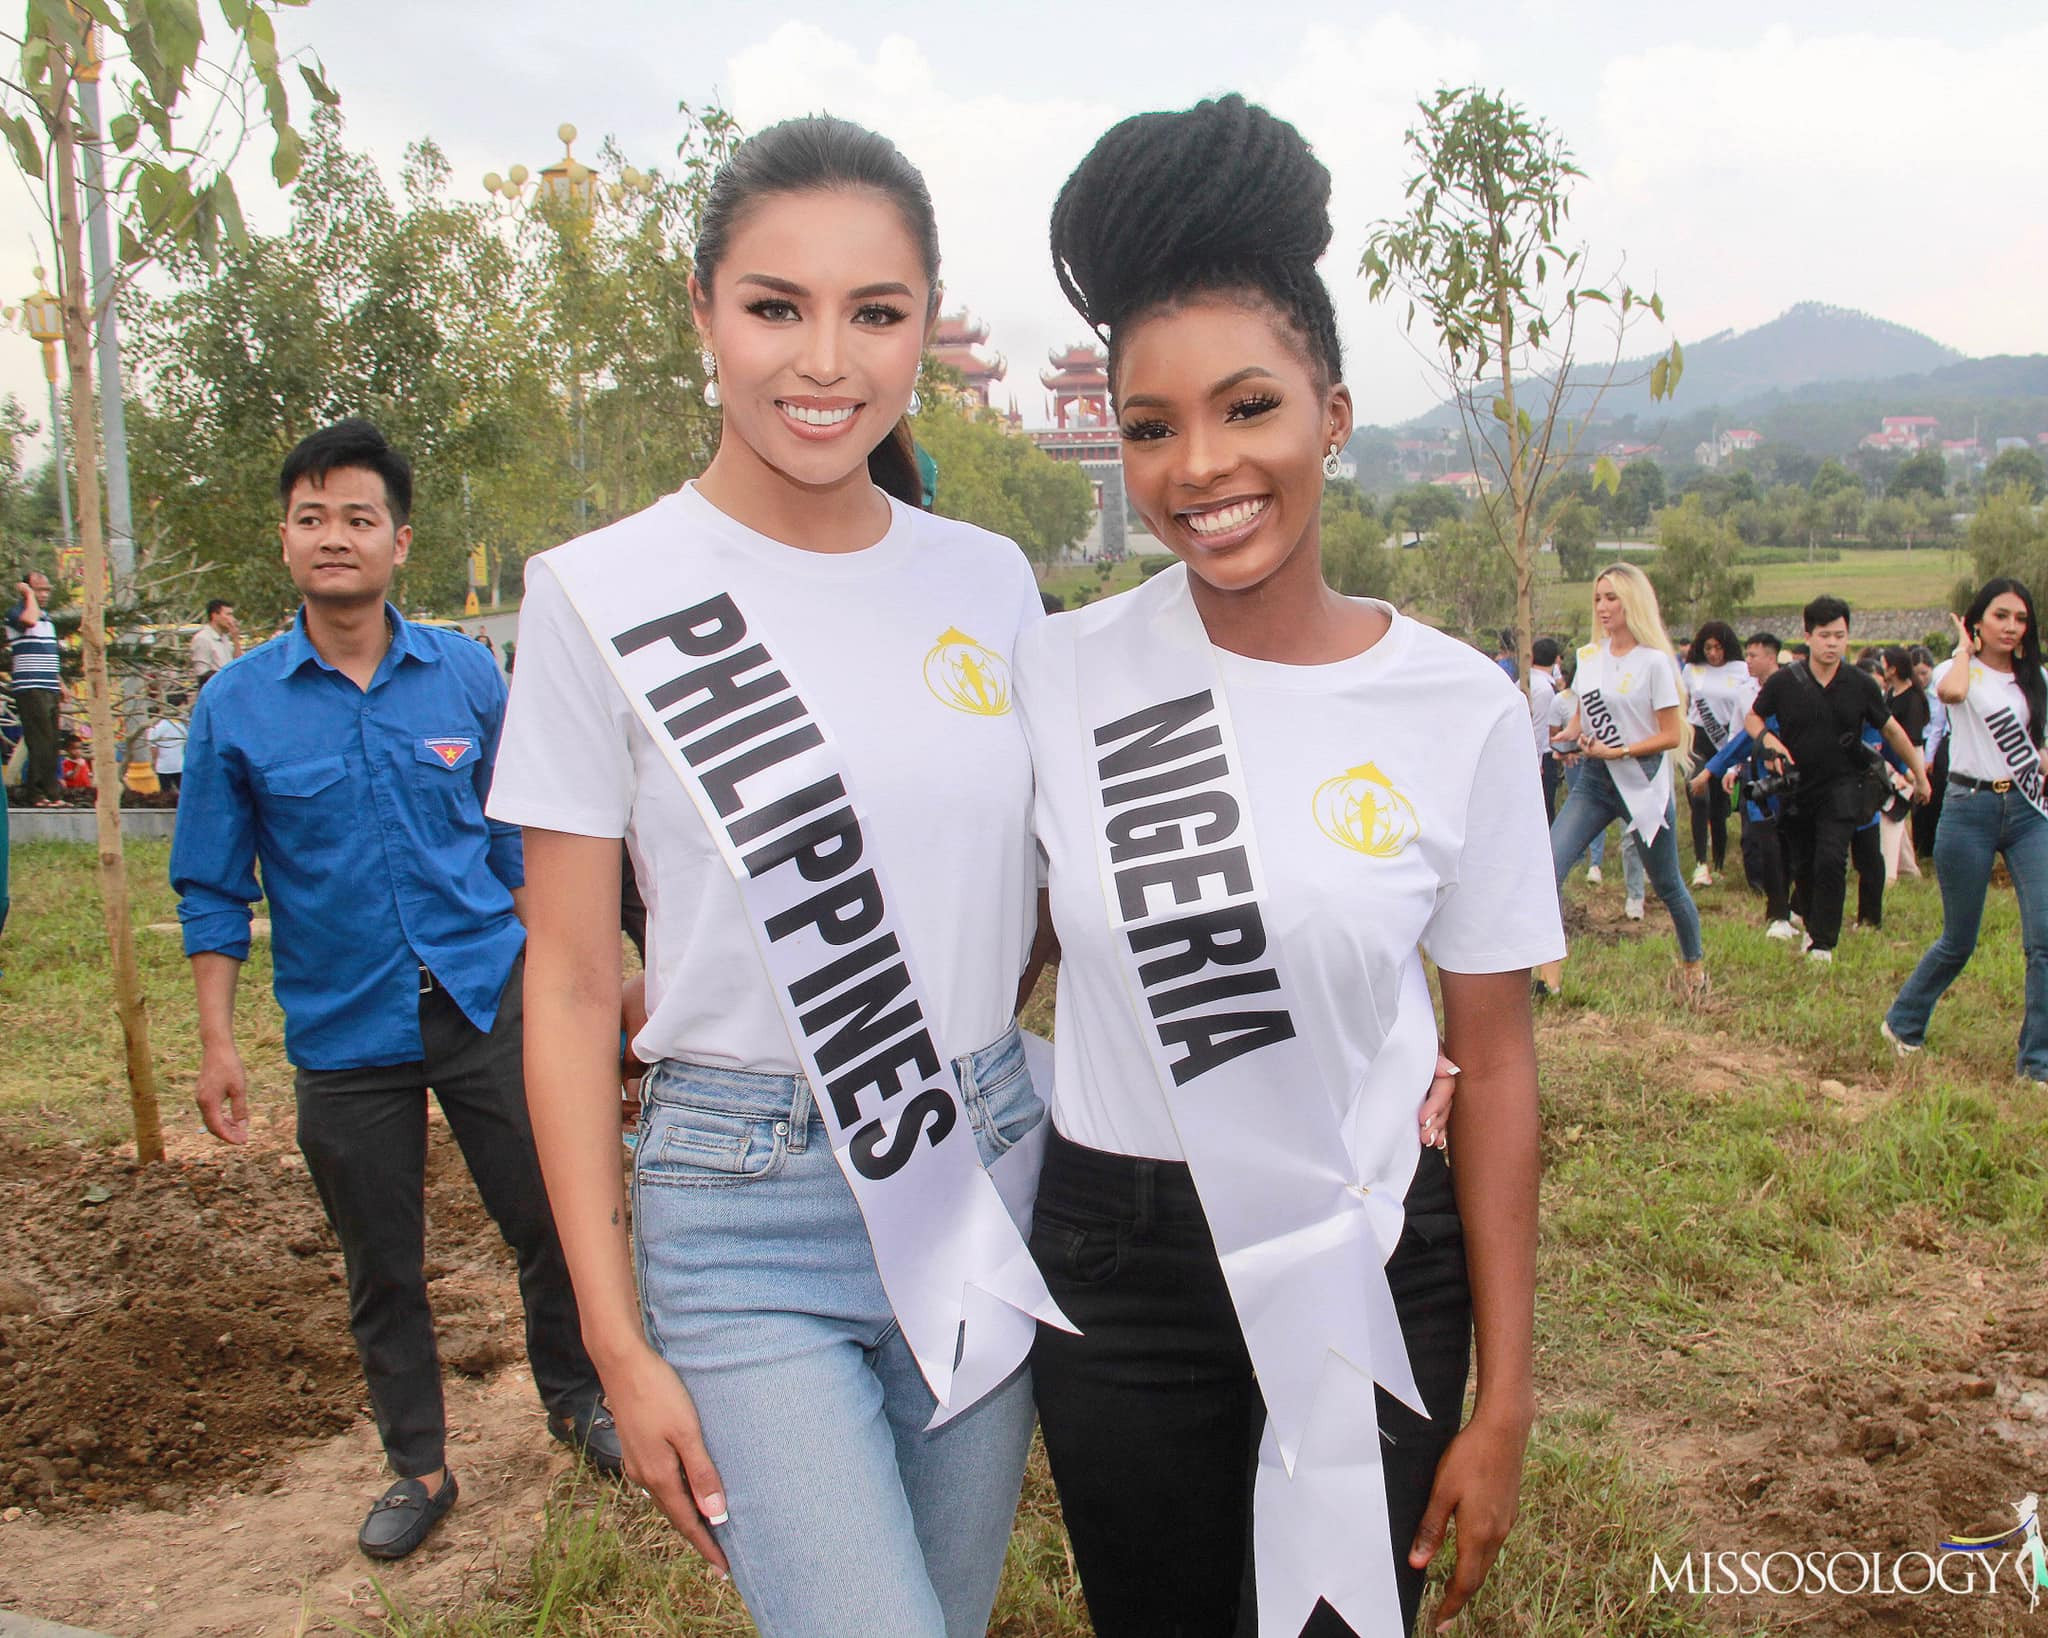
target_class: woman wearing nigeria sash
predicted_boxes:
[1885,578,2048,1081]
[1545,564,1709,1001]
[488,118,1072,1636]
[1013,97,1564,1636]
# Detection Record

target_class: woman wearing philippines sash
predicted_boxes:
[1015,97,1564,1636]
[1681,619,1751,888]
[1885,579,2048,1082]
[486,118,1074,1636]
[1545,565,1709,1001]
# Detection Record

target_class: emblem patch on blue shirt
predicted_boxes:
[422,736,476,769]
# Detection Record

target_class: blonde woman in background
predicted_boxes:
[1545,564,1707,998]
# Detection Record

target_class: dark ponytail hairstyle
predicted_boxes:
[1963,577,2046,747]
[1049,94,1343,394]
[693,115,938,509]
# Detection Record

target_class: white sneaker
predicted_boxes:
[1881,1020,1920,1058]
[1790,912,1804,929]
[1765,920,1797,941]
[1625,897,1645,920]
[1586,864,1603,885]
[1691,863,1712,887]
[1806,947,1834,965]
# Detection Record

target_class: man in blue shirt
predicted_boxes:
[171,420,618,1561]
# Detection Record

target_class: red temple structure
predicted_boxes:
[1042,343,1110,429]
[930,311,1007,406]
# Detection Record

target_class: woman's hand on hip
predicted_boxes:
[1417,1053,1458,1150]
[608,1343,732,1576]
[1408,1406,1532,1630]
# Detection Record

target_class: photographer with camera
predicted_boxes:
[1745,596,1929,964]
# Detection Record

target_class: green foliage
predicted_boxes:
[127,107,734,624]
[1405,518,1514,637]
[1,1,328,275]
[1809,458,1862,501]
[917,400,1093,568]
[1384,481,1464,544]
[1320,506,1404,602]
[1886,448,1947,501]
[1966,484,2048,592]
[1605,457,1665,533]
[1546,495,1599,581]
[1648,494,1754,625]
[1983,445,2047,503]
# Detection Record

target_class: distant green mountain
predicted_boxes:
[1380,304,2046,465]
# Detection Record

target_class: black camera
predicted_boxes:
[1749,766,1800,801]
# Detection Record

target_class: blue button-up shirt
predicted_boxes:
[172,605,525,1070]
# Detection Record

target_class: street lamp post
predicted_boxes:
[19,272,75,553]
[75,24,135,606]
[483,125,654,532]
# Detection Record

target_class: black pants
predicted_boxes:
[1913,740,1949,859]
[1539,753,1562,824]
[1782,780,1864,952]
[1738,811,1792,923]
[293,957,597,1476]
[1689,728,1728,869]
[16,688,59,802]
[1852,822,1884,929]
[1030,1133,1471,1638]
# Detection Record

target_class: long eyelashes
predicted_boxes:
[1119,395,1284,443]
[738,298,911,327]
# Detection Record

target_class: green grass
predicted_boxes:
[11,828,2045,1634]
[1541,546,1969,629]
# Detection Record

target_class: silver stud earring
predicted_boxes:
[701,349,720,409]
[907,388,922,417]
[1323,447,1342,480]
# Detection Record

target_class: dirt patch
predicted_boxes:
[1645,1294,2048,1635]
[0,1112,524,1517]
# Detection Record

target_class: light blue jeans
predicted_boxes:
[1886,783,2048,1078]
[1573,764,1645,898]
[633,1024,1044,1638]
[1550,759,1705,962]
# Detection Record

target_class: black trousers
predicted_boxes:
[1539,753,1562,824]
[1851,822,1884,929]
[1688,728,1729,869]
[1738,811,1792,923]
[293,956,597,1476]
[1031,1133,1471,1638]
[1782,780,1865,952]
[16,687,59,801]
[1913,740,1949,859]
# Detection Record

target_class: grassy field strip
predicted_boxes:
[10,842,2046,1632]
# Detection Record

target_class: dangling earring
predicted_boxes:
[1323,446,1342,480]
[701,349,721,409]
[907,387,922,417]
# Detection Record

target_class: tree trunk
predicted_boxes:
[54,81,162,1164]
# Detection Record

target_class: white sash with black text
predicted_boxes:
[1074,566,1427,1637]
[1980,684,2048,822]
[1576,641,1672,842]
[549,547,1072,1423]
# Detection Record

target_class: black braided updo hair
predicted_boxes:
[1050,95,1343,394]
[693,115,937,509]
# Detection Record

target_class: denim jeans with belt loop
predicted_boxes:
[1886,782,2048,1079]
[632,1022,1044,1638]
[1549,757,1705,962]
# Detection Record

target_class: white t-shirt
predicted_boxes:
[487,485,1045,1072]
[1017,599,1566,1162]
[1528,666,1558,756]
[1934,658,2038,783]
[1684,660,1756,750]
[145,716,187,776]
[1572,641,1682,751]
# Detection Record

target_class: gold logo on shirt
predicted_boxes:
[923,627,1011,716]
[1313,762,1421,859]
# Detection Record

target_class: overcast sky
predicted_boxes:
[2,1,2042,446]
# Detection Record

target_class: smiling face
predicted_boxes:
[1976,592,2030,658]
[691,187,931,499]
[1112,297,1349,596]
[279,466,410,609]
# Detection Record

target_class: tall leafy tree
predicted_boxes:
[0,0,332,1163]
[1362,86,1681,691]
[1649,494,1753,626]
